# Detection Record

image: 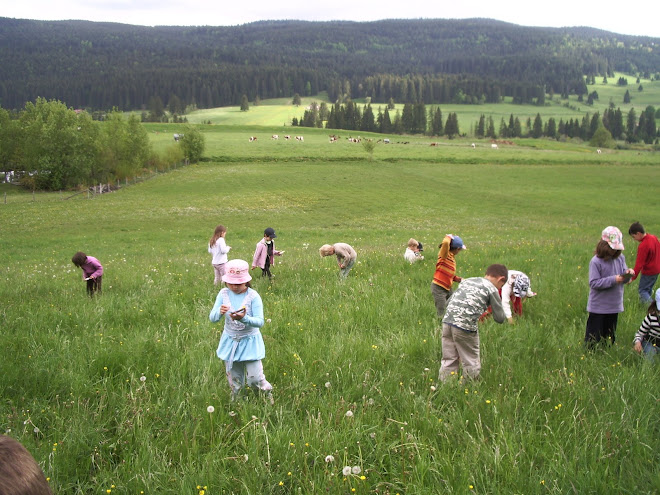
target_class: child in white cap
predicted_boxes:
[209,259,273,401]
[585,226,634,348]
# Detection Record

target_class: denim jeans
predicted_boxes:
[641,340,659,362]
[638,274,658,304]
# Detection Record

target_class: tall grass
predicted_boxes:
[1,133,659,494]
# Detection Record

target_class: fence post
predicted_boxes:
[32,190,35,202]
[4,192,6,204]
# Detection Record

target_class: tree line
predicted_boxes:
[0,98,205,190]
[1,18,659,111]
[294,100,659,144]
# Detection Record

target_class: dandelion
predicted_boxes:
[278,481,284,486]
[345,410,354,418]
[360,475,366,480]
[486,400,491,404]
[325,455,335,463]
[207,406,215,413]
[430,386,437,392]
[342,466,352,476]
[325,382,331,388]
[140,375,146,382]
[229,411,237,417]
[351,466,361,475]
[266,318,272,323]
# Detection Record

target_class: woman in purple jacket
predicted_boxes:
[72,251,103,296]
[585,227,634,347]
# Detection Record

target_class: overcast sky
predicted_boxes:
[2,0,659,38]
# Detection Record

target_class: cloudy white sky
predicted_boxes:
[2,0,658,38]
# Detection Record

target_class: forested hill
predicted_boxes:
[1,17,659,111]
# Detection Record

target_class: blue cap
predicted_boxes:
[450,236,466,250]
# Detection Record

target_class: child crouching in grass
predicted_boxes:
[633,290,660,362]
[209,259,273,402]
[440,263,508,381]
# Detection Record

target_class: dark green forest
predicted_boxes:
[1,17,660,111]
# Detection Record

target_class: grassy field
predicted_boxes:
[1,127,659,494]
[182,73,660,133]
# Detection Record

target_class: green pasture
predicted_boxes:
[182,73,660,132]
[1,129,659,494]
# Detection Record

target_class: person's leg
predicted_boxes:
[213,264,225,285]
[225,361,245,399]
[602,313,618,345]
[585,313,605,348]
[86,278,94,296]
[638,274,658,304]
[453,327,481,380]
[94,276,102,295]
[340,258,355,278]
[439,323,460,381]
[245,360,273,392]
[641,340,659,362]
[431,283,451,319]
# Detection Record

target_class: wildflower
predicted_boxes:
[279,481,284,486]
[325,382,331,388]
[325,455,335,463]
[140,375,146,382]
[360,475,366,480]
[342,466,352,476]
[207,406,215,413]
[266,318,272,323]
[228,411,237,417]
[352,466,361,475]
[345,410,354,418]
[486,400,491,404]
[430,385,437,391]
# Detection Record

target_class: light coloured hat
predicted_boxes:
[222,259,252,284]
[601,226,624,250]
[513,273,531,298]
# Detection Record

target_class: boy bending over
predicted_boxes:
[440,263,508,381]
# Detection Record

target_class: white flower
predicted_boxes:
[266,318,272,323]
[342,466,352,476]
[325,455,335,463]
[430,386,437,392]
[345,410,353,418]
[351,466,361,475]
[140,375,147,382]
[325,382,331,388]
[243,454,249,462]
[207,406,215,413]
[228,411,237,417]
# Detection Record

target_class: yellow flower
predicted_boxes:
[279,481,284,486]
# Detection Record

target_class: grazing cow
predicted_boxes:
[272,135,279,140]
[284,135,291,140]
[430,142,438,147]
[383,138,390,144]
[173,133,183,141]
[471,143,476,149]
[491,143,498,149]
[295,136,304,142]
[597,149,602,154]
[249,136,257,142]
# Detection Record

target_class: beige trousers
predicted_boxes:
[439,323,481,381]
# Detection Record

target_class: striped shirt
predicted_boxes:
[634,312,660,345]
[432,236,458,290]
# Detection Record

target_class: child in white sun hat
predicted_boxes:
[585,226,634,348]
[209,259,273,401]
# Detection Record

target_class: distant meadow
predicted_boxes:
[1,120,659,494]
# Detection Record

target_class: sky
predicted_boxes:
[1,0,659,38]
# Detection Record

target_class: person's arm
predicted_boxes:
[489,289,507,324]
[252,242,264,269]
[631,240,647,281]
[588,259,617,290]
[239,292,264,328]
[209,291,226,323]
[500,282,513,321]
[218,238,230,255]
[438,235,451,260]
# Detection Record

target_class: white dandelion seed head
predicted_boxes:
[430,385,437,392]
[325,455,335,463]
[228,411,237,417]
[243,454,249,462]
[424,368,430,372]
[33,427,40,433]
[140,375,147,382]
[266,318,272,323]
[351,466,361,475]
[325,382,331,388]
[369,432,376,439]
[342,466,352,476]
[207,406,215,413]
[345,410,353,418]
